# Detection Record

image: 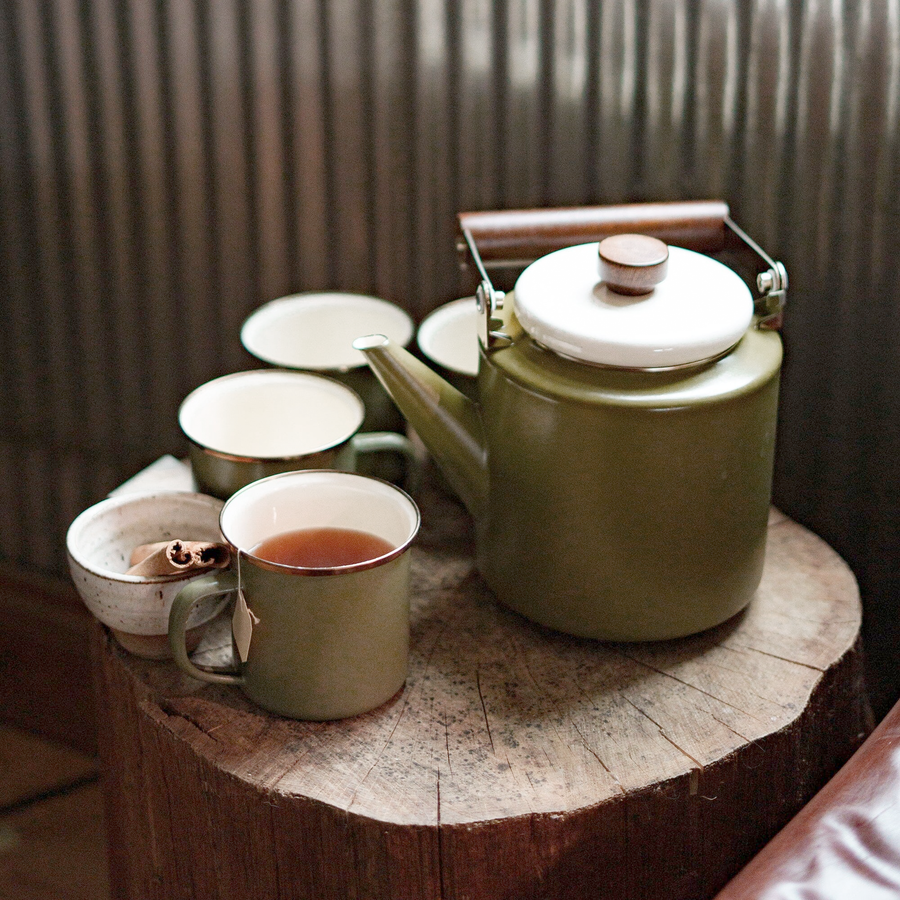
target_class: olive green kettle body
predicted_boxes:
[355,202,787,641]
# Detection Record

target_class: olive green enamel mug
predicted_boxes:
[168,469,420,720]
[178,369,416,500]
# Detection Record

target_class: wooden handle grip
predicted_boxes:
[457,200,730,264]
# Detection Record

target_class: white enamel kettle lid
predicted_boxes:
[513,234,754,369]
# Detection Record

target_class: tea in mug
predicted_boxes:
[251,527,395,569]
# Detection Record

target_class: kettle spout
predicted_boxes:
[353,334,487,517]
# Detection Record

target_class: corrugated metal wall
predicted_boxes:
[1,1,898,703]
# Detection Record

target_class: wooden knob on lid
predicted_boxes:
[598,234,669,295]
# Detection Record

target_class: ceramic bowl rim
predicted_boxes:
[66,490,225,585]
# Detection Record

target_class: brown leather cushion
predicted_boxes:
[715,700,900,899]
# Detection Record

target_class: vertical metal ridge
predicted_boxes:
[54,0,114,455]
[360,0,379,289]
[85,0,144,452]
[236,0,264,310]
[370,0,420,302]
[154,0,199,402]
[401,0,423,305]
[24,1,80,448]
[490,0,510,200]
[740,0,793,244]
[274,0,300,291]
[642,0,691,198]
[829,0,900,542]
[411,0,461,312]
[594,0,640,200]
[317,0,338,286]
[195,0,251,372]
[321,0,371,288]
[284,0,328,289]
[0,1,41,444]
[247,0,291,303]
[583,0,602,200]
[73,0,130,454]
[545,0,591,205]
[120,0,176,454]
[497,0,535,205]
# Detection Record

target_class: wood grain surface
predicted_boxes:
[92,476,872,900]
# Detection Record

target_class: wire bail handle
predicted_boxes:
[457,201,788,349]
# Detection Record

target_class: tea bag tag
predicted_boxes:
[232,589,258,663]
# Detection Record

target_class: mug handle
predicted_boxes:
[168,571,245,685]
[342,431,421,490]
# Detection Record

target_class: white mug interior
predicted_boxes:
[222,470,420,565]
[416,297,480,376]
[178,370,365,460]
[241,292,415,371]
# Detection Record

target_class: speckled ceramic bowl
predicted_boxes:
[66,491,227,658]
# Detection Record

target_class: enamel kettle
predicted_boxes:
[354,201,787,641]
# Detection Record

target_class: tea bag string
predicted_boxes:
[232,547,259,663]
[236,549,258,619]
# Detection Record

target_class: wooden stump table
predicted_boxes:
[92,475,872,900]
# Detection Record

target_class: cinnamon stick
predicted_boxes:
[126,540,231,577]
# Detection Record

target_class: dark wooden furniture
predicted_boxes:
[715,695,900,899]
[92,476,871,900]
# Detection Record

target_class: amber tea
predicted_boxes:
[251,527,395,569]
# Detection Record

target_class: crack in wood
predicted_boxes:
[610,649,769,724]
[507,752,538,813]
[266,803,285,898]
[699,656,796,711]
[443,718,452,775]
[417,619,454,675]
[514,644,625,789]
[723,641,826,672]
[346,702,409,812]
[689,768,699,795]
[621,695,704,769]
[156,701,224,744]
[766,610,859,626]
[267,742,316,793]
[710,714,756,744]
[514,640,634,791]
[569,721,626,794]
[475,669,495,754]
